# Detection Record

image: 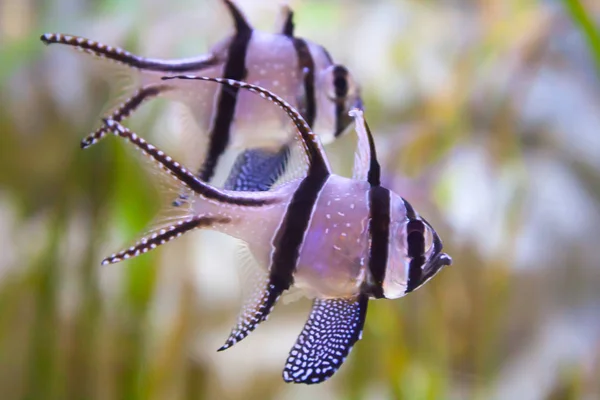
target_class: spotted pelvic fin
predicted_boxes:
[223,145,291,191]
[282,295,368,384]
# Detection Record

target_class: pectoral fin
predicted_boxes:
[282,294,368,384]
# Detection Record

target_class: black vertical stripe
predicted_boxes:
[405,220,426,293]
[291,38,316,128]
[269,168,329,289]
[332,65,349,137]
[366,186,391,299]
[281,10,295,36]
[223,0,252,33]
[199,4,253,182]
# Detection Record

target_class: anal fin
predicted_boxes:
[283,294,368,384]
[218,278,285,351]
[218,243,287,351]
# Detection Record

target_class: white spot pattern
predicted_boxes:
[282,296,368,384]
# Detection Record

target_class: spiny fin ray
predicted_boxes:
[101,216,229,265]
[82,84,173,149]
[218,279,286,351]
[102,119,272,207]
[161,76,331,175]
[40,33,219,72]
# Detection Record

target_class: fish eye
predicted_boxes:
[324,64,357,103]
[423,224,434,255]
[406,220,435,256]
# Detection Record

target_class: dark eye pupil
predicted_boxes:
[332,65,349,98]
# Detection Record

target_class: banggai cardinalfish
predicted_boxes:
[40,0,362,193]
[90,75,451,384]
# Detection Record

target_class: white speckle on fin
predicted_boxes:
[282,295,368,384]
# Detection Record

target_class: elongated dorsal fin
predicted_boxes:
[276,4,295,36]
[222,0,252,34]
[162,75,331,176]
[349,109,380,186]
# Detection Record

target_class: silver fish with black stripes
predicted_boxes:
[40,0,362,192]
[93,76,451,384]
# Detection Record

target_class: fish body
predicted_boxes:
[40,0,361,187]
[94,76,451,384]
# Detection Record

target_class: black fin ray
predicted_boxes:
[218,277,286,351]
[102,119,273,207]
[81,84,173,149]
[101,215,229,265]
[161,76,331,176]
[40,33,219,72]
[283,295,368,384]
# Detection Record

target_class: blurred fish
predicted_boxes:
[96,76,451,384]
[40,0,362,191]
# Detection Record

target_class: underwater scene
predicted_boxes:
[1,0,599,398]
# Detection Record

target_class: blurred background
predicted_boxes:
[1,0,600,398]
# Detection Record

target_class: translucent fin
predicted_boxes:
[282,295,368,384]
[82,84,174,148]
[280,286,308,305]
[349,109,380,186]
[161,76,331,175]
[102,119,274,207]
[40,33,222,148]
[101,215,229,265]
[270,136,310,188]
[218,243,285,351]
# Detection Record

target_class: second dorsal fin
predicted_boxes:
[349,109,380,187]
[222,0,252,35]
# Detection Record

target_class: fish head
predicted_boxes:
[311,62,363,145]
[382,193,452,299]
